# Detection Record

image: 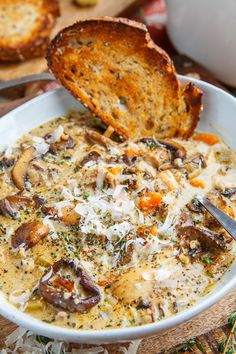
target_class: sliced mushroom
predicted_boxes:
[178,225,230,251]
[86,130,115,147]
[157,139,186,160]
[186,198,203,213]
[39,258,101,313]
[11,221,49,249]
[147,148,170,169]
[0,199,18,219]
[0,194,46,218]
[7,195,32,205]
[32,195,46,209]
[0,195,32,219]
[136,300,152,309]
[31,159,46,171]
[80,151,100,166]
[221,188,236,198]
[0,224,5,234]
[183,153,207,168]
[140,138,158,149]
[106,154,137,166]
[140,138,186,160]
[119,243,134,266]
[12,146,35,191]
[121,154,138,166]
[0,157,15,169]
[42,205,79,225]
[179,212,193,226]
[41,206,58,218]
[50,136,75,154]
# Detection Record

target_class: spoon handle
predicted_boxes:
[197,197,236,241]
[0,73,55,91]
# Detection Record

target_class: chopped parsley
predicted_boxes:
[36,335,50,345]
[201,256,215,265]
[83,190,90,200]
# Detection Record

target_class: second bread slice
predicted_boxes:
[0,0,60,62]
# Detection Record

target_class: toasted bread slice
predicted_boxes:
[47,18,202,140]
[0,0,60,62]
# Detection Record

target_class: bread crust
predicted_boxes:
[47,17,202,140]
[179,82,203,138]
[0,0,60,62]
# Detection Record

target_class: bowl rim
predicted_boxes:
[0,75,236,342]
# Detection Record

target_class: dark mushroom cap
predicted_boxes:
[179,225,229,251]
[140,137,186,160]
[0,199,18,219]
[186,198,203,213]
[11,146,35,191]
[80,151,100,166]
[157,139,186,159]
[39,258,101,313]
[49,136,75,154]
[0,195,32,219]
[11,221,49,249]
[221,188,236,198]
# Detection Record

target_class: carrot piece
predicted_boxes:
[125,147,140,157]
[53,276,74,292]
[137,225,157,238]
[226,207,235,218]
[206,264,216,274]
[193,133,220,145]
[98,280,108,287]
[138,192,162,212]
[108,166,122,175]
[214,255,223,264]
[190,179,206,189]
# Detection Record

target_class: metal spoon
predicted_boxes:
[196,196,236,241]
[0,73,55,91]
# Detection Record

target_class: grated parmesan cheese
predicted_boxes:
[74,190,136,243]
[156,211,179,236]
[46,125,64,143]
[43,216,58,239]
[9,290,31,311]
[32,137,50,157]
[96,166,105,190]
[155,267,177,282]
[1,327,142,354]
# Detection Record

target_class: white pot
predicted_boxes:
[166,0,236,87]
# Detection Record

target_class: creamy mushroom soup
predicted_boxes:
[0,111,235,330]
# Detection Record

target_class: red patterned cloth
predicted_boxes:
[130,0,176,55]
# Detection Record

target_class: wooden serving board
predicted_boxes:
[0,0,145,81]
[0,289,235,353]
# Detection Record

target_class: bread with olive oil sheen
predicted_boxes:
[47,17,202,140]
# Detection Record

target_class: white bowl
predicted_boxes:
[166,0,236,87]
[0,76,236,343]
